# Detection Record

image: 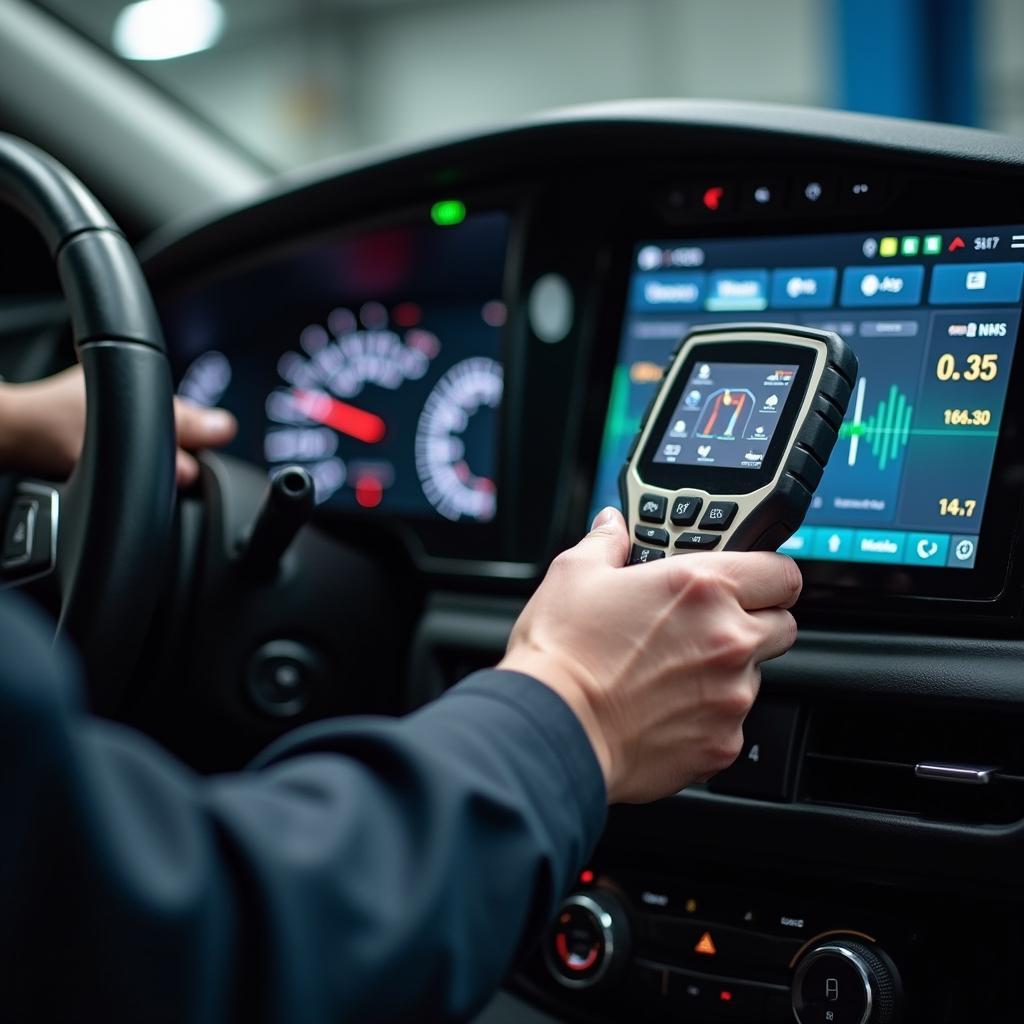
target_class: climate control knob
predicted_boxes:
[544,890,631,990]
[792,939,902,1024]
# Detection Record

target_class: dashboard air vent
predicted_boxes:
[801,704,1024,824]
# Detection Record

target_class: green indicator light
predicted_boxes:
[430,199,466,226]
[923,234,942,255]
[901,236,920,256]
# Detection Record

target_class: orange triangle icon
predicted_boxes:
[694,931,717,956]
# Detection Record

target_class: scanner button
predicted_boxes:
[638,494,667,523]
[629,544,666,565]
[634,525,670,547]
[699,501,738,531]
[674,532,722,550]
[670,495,703,526]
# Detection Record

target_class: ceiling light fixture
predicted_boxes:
[112,0,225,61]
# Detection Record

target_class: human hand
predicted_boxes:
[0,365,236,486]
[499,506,801,804]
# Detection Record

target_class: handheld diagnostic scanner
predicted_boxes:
[620,324,858,563]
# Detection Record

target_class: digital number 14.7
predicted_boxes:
[938,497,977,518]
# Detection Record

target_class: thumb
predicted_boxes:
[173,397,238,451]
[575,506,630,567]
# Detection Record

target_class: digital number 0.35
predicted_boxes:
[935,353,999,382]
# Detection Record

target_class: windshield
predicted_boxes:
[34,0,1024,173]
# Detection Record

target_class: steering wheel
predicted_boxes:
[0,134,176,710]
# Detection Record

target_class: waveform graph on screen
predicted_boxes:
[840,378,914,471]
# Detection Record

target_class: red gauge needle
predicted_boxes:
[292,388,386,444]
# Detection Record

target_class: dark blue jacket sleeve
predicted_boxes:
[0,593,606,1023]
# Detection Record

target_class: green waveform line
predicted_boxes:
[601,365,643,449]
[838,383,913,471]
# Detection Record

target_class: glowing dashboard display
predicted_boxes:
[592,226,1024,572]
[164,210,509,522]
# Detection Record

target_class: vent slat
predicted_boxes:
[800,704,1024,825]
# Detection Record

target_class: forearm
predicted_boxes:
[235,671,606,1021]
[0,598,605,1023]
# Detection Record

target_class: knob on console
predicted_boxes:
[544,890,631,990]
[792,939,902,1024]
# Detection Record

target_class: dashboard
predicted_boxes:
[151,118,1024,616]
[137,102,1024,1022]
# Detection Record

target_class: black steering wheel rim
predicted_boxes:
[0,133,176,710]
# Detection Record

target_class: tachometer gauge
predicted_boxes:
[265,309,440,503]
[415,357,502,521]
[178,350,232,407]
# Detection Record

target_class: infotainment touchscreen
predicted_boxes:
[591,227,1024,573]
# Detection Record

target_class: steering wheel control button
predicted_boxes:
[2,498,37,567]
[634,525,669,547]
[698,502,738,531]
[629,544,666,565]
[245,640,325,718]
[670,495,703,526]
[708,699,800,800]
[638,493,667,523]
[674,532,721,551]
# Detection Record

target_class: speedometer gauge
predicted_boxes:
[415,357,502,521]
[265,309,440,504]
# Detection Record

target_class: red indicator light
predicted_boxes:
[948,235,966,252]
[719,989,733,1002]
[702,185,725,211]
[579,869,594,884]
[355,476,384,508]
[482,300,507,327]
[555,933,599,971]
[392,302,421,328]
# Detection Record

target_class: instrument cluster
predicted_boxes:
[164,208,509,524]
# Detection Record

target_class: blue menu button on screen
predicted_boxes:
[812,527,855,560]
[840,265,924,307]
[778,527,815,554]
[948,535,978,568]
[706,269,769,311]
[906,532,950,566]
[853,530,907,563]
[770,268,838,308]
[929,262,1024,305]
[630,272,706,311]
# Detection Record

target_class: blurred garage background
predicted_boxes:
[27,0,1024,172]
